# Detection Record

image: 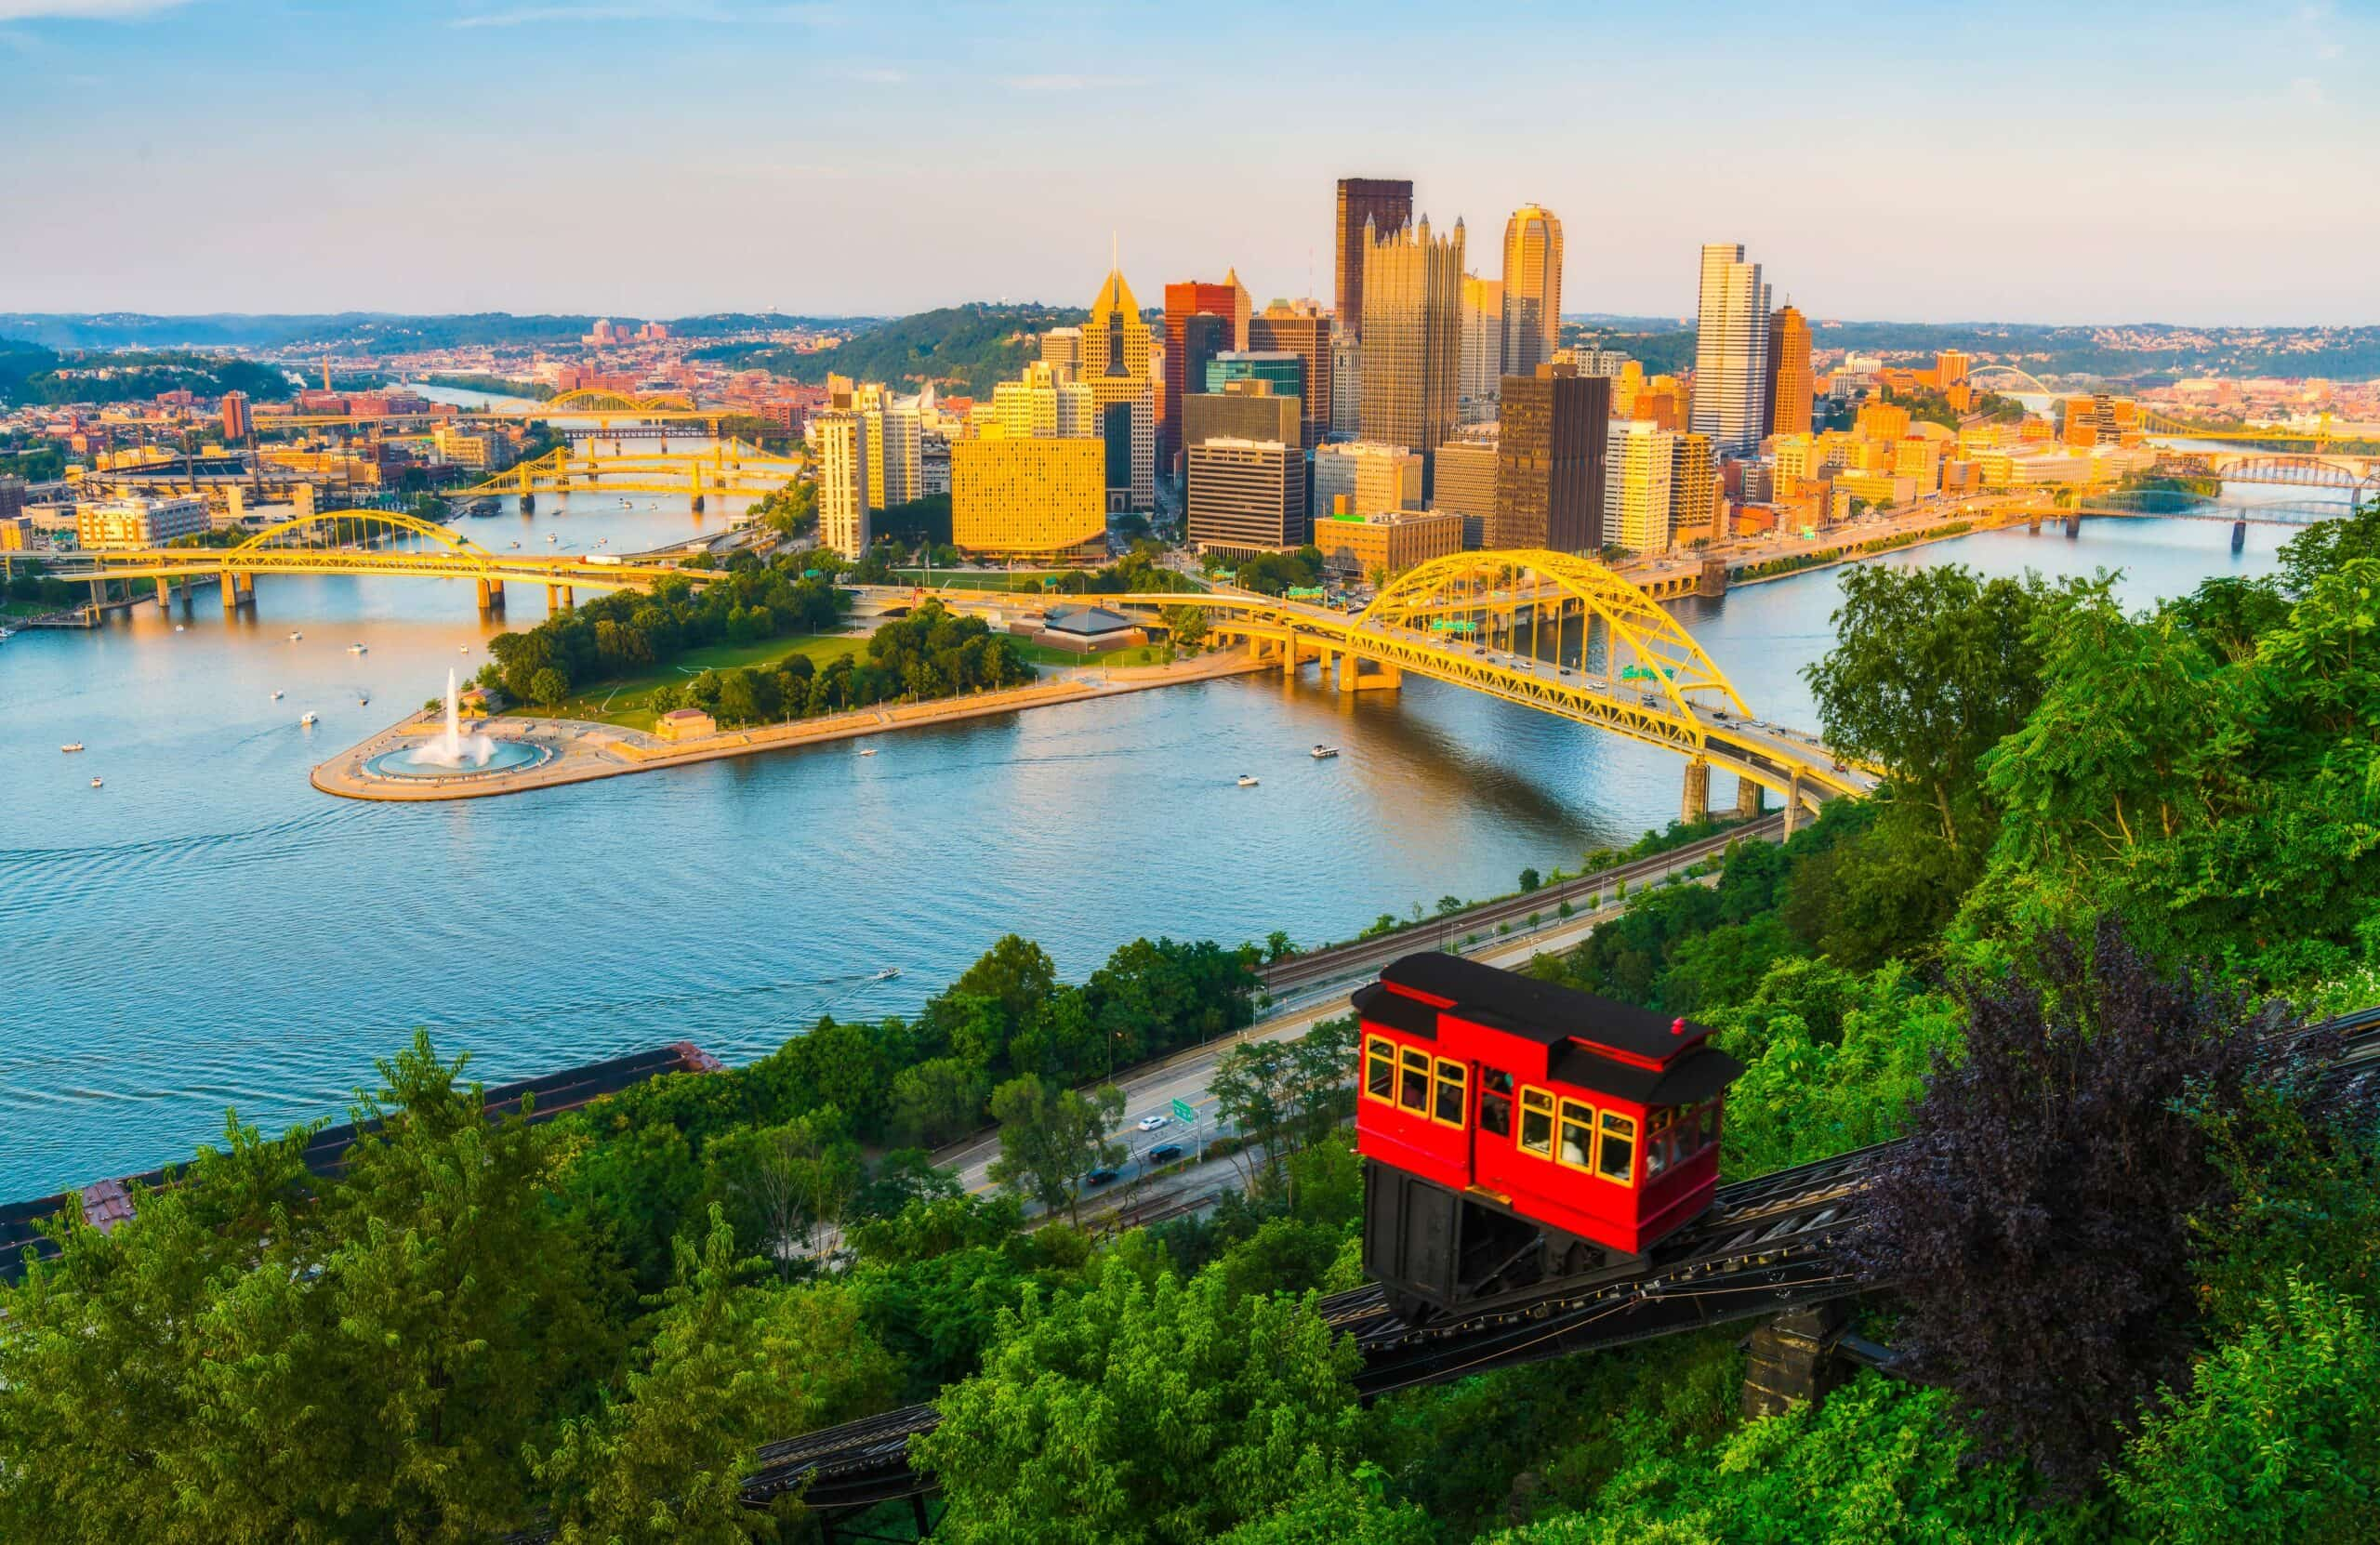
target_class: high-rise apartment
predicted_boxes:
[814,410,872,558]
[1459,274,1504,422]
[951,438,1106,560]
[1671,432,1716,540]
[1690,244,1771,456]
[1161,275,1251,467]
[863,402,922,508]
[1249,301,1332,448]
[985,362,1097,440]
[1187,437,1305,557]
[1500,205,1563,381]
[1490,368,1608,553]
[1081,265,1156,510]
[1039,326,1082,376]
[1605,419,1678,554]
[1334,177,1414,338]
[1430,438,1498,548]
[1358,215,1464,478]
[1765,305,1814,439]
[220,390,252,442]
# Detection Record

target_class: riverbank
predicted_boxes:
[1617,496,2048,597]
[311,645,1275,802]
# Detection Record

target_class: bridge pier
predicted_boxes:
[1735,775,1763,820]
[2027,514,2042,534]
[1782,770,1805,837]
[520,493,536,514]
[1681,759,1712,825]
[2064,514,2081,538]
[1742,1301,1851,1420]
[1335,655,1401,693]
[2232,520,2246,552]
[155,576,172,610]
[477,578,505,612]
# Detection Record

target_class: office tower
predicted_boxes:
[1562,347,1630,378]
[1335,177,1414,337]
[1206,350,1304,401]
[1765,305,1813,439]
[1249,302,1330,449]
[1430,438,1498,548]
[1081,264,1156,510]
[814,410,872,558]
[1167,312,1229,469]
[1162,276,1251,466]
[1187,438,1305,556]
[1313,441,1424,517]
[1490,369,1609,553]
[1605,419,1678,553]
[1314,508,1464,578]
[1690,244,1771,456]
[1935,350,1971,390]
[986,362,1097,440]
[1358,214,1464,474]
[1671,432,1716,539]
[1500,205,1563,380]
[220,390,252,442]
[1039,326,1082,376]
[1459,274,1504,422]
[950,438,1107,560]
[862,403,922,508]
[1330,332,1363,438]
[1183,380,1302,455]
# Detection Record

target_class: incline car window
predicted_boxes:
[1365,1037,1395,1102]
[1519,1089,1554,1156]
[1558,1100,1594,1169]
[1399,1048,1430,1113]
[1598,1112,1637,1184]
[1433,1059,1467,1126]
[1479,1068,1514,1137]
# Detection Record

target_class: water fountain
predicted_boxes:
[364,668,551,781]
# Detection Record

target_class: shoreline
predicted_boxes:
[311,647,1274,802]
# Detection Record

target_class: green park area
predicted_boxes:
[560,632,869,731]
[1006,638,1171,669]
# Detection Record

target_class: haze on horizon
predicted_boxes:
[1,0,2372,329]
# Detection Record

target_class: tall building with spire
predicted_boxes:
[1764,304,1814,438]
[1082,261,1156,510]
[1161,273,1251,469]
[1334,177,1414,339]
[1690,244,1772,457]
[1357,213,1464,482]
[1500,205,1563,381]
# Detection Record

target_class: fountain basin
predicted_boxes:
[364,737,551,781]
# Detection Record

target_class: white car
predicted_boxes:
[1135,1114,1170,1132]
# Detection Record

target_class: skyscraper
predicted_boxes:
[1161,275,1250,467]
[1187,439,1305,557]
[1206,350,1304,401]
[1039,326,1082,377]
[1690,244,1771,456]
[1765,305,1813,439]
[1330,332,1363,439]
[1500,205,1563,381]
[863,401,922,509]
[951,438,1106,561]
[1168,313,1229,469]
[1081,264,1156,510]
[1334,177,1414,338]
[1459,274,1504,422]
[1490,368,1608,553]
[1357,214,1464,479]
[1605,419,1677,554]
[814,410,872,558]
[220,390,252,442]
[1249,301,1332,449]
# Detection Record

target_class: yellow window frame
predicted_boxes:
[1518,1087,1555,1157]
[1556,1098,1598,1171]
[1362,1036,1397,1105]
[1431,1058,1468,1129]
[1597,1111,1640,1188]
[1398,1047,1432,1114]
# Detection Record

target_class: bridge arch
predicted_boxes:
[542,389,698,414]
[2205,453,2368,490]
[236,508,496,557]
[1965,364,2052,395]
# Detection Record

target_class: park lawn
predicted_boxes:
[4,597,59,621]
[892,569,1063,592]
[1008,640,1171,668]
[560,632,870,731]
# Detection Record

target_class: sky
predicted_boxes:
[2,0,2375,326]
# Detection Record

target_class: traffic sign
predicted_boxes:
[1170,1097,1196,1124]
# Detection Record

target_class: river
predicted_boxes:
[0,497,2292,1198]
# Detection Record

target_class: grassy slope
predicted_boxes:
[559,633,868,731]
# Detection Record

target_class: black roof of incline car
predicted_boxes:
[1357,953,1745,1107]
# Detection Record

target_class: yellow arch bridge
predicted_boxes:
[928,550,1874,825]
[447,440,804,508]
[257,389,760,433]
[56,509,713,617]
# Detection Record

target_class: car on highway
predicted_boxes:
[1146,1143,1185,1164]
[1086,1167,1121,1186]
[1135,1113,1170,1131]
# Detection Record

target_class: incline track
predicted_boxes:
[737,1006,2380,1515]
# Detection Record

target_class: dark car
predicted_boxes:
[1086,1167,1121,1186]
[1146,1143,1185,1164]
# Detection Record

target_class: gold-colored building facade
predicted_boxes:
[1499,205,1563,380]
[1358,216,1464,469]
[951,437,1107,559]
[1080,267,1156,510]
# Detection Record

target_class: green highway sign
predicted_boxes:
[1170,1097,1196,1124]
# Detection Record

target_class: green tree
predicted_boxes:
[985,1075,1126,1222]
[914,1267,1363,1544]
[530,665,569,710]
[888,1056,993,1147]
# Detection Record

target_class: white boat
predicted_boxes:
[872,967,903,981]
[300,711,318,726]
[174,624,185,633]
[60,742,84,753]
[1236,773,1260,787]
[358,693,370,706]
[1311,745,1340,759]
[546,533,559,544]
[859,747,877,756]
[347,642,367,654]
[288,630,303,641]
[89,776,103,788]
[271,690,284,700]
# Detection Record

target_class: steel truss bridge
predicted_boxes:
[707,1005,2380,1537]
[446,439,803,506]
[52,508,710,614]
[2150,448,2380,500]
[258,389,760,434]
[932,550,1874,823]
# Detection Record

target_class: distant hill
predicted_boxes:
[0,339,289,407]
[0,312,866,352]
[692,303,1087,391]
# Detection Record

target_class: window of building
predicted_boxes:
[1433,1058,1467,1127]
[1399,1048,1431,1114]
[1519,1089,1554,1156]
[1479,1067,1514,1137]
[1558,1100,1595,1169]
[1364,1037,1395,1103]
[1598,1112,1638,1185]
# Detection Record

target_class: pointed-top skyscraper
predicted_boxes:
[1358,212,1464,487]
[1501,204,1564,381]
[1083,261,1156,510]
